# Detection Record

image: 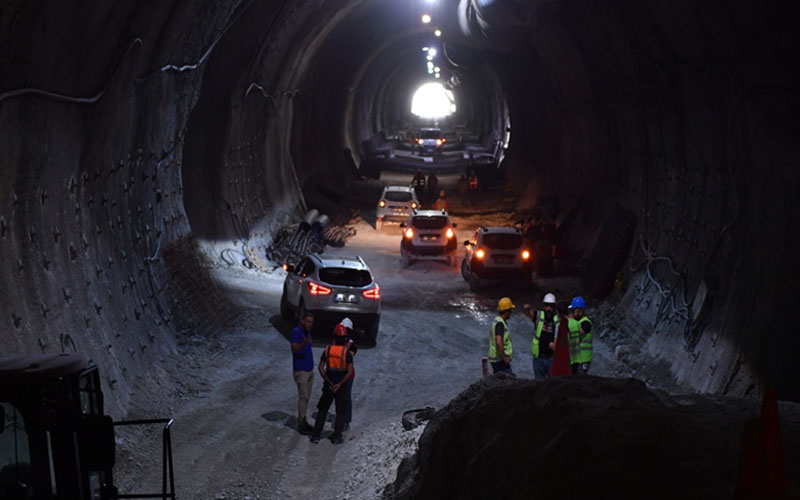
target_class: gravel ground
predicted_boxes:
[114,212,673,499]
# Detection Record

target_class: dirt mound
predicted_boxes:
[385,375,800,500]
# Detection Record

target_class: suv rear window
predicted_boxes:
[420,129,441,139]
[319,268,373,287]
[385,191,412,202]
[483,233,524,249]
[412,216,448,230]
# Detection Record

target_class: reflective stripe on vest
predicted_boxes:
[531,310,560,358]
[575,316,592,363]
[488,316,513,362]
[325,344,349,372]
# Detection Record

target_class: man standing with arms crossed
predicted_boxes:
[489,297,516,374]
[290,312,315,434]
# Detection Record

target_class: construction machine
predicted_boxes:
[0,353,175,499]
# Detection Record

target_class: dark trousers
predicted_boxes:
[313,380,349,436]
[344,379,353,423]
[491,360,513,374]
[571,362,590,375]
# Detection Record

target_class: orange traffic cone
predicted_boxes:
[734,386,788,499]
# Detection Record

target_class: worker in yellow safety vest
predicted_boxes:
[489,297,515,374]
[567,296,593,374]
[524,293,560,379]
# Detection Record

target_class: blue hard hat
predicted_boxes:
[570,296,586,309]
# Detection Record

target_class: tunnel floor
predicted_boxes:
[107,205,787,498]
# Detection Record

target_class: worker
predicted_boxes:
[309,323,354,444]
[488,297,515,374]
[567,296,593,374]
[432,190,450,212]
[412,169,426,201]
[339,317,357,430]
[467,169,479,206]
[523,293,560,379]
[290,312,315,434]
[426,171,439,206]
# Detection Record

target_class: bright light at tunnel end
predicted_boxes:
[411,82,456,119]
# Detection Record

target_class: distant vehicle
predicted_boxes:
[413,128,445,156]
[461,226,533,291]
[376,185,419,231]
[0,353,175,500]
[281,253,381,341]
[400,209,458,267]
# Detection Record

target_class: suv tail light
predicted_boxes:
[362,284,380,300]
[379,200,386,208]
[404,228,414,239]
[475,248,486,260]
[445,228,454,239]
[308,281,332,296]
[522,250,531,260]
[436,139,443,146]
[417,138,424,145]
[411,201,418,209]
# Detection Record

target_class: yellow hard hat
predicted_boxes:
[498,297,515,311]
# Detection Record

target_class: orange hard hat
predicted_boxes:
[334,323,348,337]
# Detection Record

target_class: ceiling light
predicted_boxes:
[434,29,442,37]
[428,48,437,56]
[422,46,429,52]
[421,14,431,24]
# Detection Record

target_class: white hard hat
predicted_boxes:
[340,317,354,330]
[543,293,556,304]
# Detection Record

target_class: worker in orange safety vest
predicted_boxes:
[309,324,354,444]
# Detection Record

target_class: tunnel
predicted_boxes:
[1,0,799,495]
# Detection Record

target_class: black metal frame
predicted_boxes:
[114,418,176,499]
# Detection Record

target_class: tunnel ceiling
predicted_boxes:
[1,0,799,415]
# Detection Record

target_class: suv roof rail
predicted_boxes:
[356,255,366,266]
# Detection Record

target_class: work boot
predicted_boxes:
[329,433,343,445]
[309,433,321,444]
[298,419,313,435]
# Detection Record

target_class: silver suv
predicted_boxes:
[461,226,532,291]
[376,185,419,231]
[280,253,381,341]
[400,209,458,267]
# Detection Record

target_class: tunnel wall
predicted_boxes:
[492,1,800,399]
[0,1,244,415]
[2,0,799,410]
